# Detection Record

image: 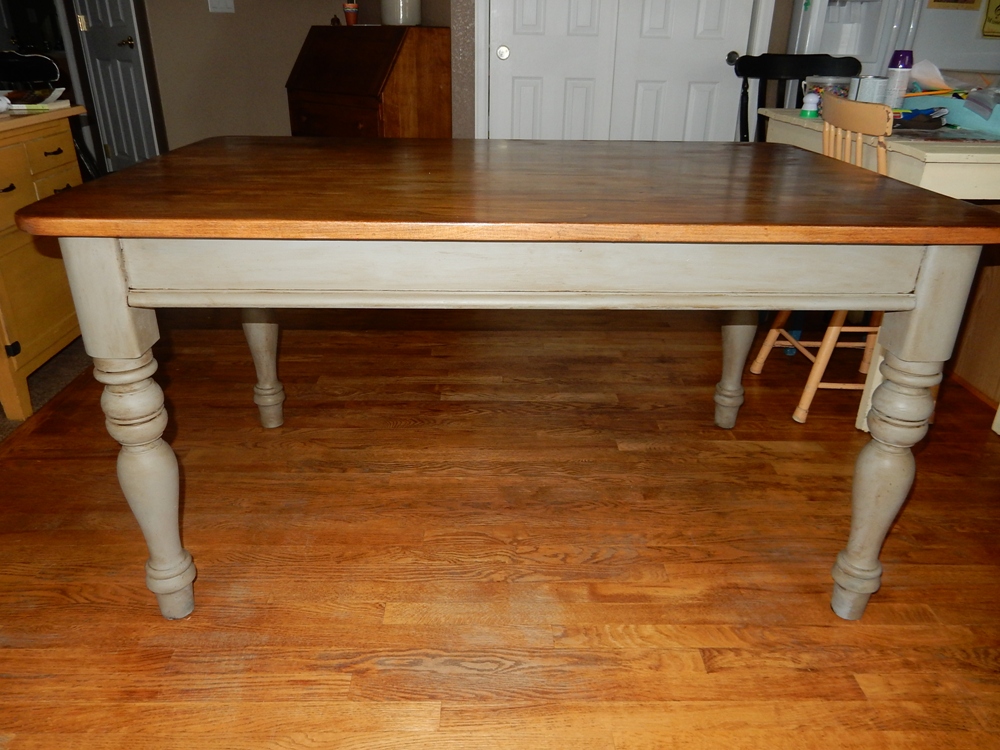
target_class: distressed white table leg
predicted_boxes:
[60,237,195,619]
[831,353,938,619]
[241,308,285,428]
[715,310,758,429]
[855,343,884,433]
[832,245,981,619]
[94,350,197,619]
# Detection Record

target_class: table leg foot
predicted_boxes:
[242,308,285,428]
[715,310,758,429]
[155,586,196,620]
[829,352,939,620]
[95,350,197,619]
[830,582,872,621]
[713,386,742,429]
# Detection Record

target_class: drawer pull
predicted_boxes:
[44,147,65,157]
[54,184,73,193]
[1,183,15,193]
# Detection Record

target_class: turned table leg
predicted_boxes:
[94,350,196,619]
[715,310,758,429]
[829,244,981,619]
[831,353,938,619]
[242,308,285,428]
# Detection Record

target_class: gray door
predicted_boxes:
[74,0,159,171]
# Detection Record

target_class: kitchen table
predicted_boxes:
[16,137,1000,621]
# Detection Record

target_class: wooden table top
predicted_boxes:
[16,136,1000,245]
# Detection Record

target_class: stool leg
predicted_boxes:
[859,311,884,375]
[793,310,848,424]
[749,310,791,375]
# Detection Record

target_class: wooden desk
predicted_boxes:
[759,106,1000,200]
[16,138,1000,622]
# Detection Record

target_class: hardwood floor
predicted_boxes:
[2,309,998,749]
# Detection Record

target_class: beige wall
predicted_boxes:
[145,0,454,150]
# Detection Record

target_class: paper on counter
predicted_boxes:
[910,60,975,92]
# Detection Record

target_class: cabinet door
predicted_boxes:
[0,232,78,370]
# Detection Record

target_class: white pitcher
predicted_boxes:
[382,0,420,25]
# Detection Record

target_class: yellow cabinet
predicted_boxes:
[0,110,84,421]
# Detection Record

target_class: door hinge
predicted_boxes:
[103,144,112,159]
[4,341,21,357]
[77,14,88,32]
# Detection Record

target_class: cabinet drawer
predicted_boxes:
[0,144,34,232]
[25,129,76,174]
[34,163,82,201]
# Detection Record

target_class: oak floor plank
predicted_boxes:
[440,700,984,732]
[613,730,1000,750]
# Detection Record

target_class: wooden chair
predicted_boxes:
[749,94,893,423]
[732,53,861,142]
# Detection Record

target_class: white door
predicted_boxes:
[489,0,621,139]
[488,0,758,141]
[610,1,755,140]
[73,0,159,171]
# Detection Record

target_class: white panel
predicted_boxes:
[631,81,667,140]
[512,77,543,139]
[641,0,672,38]
[563,79,596,139]
[684,82,718,141]
[568,0,599,36]
[515,0,545,34]
[696,0,725,39]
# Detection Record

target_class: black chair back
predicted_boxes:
[733,53,862,142]
[0,50,61,89]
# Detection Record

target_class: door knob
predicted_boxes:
[118,36,135,49]
[726,50,740,66]
[497,45,510,60]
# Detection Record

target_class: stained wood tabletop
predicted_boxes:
[16,137,1000,245]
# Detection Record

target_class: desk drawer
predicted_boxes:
[34,163,82,201]
[0,144,34,232]
[25,129,76,174]
[289,98,380,137]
